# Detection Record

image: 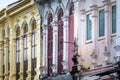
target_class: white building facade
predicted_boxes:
[35,0,78,77]
[77,0,120,80]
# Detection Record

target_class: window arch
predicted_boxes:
[16,26,20,80]
[69,2,74,15]
[57,8,63,74]
[31,19,37,79]
[47,13,53,76]
[16,27,20,37]
[24,23,28,34]
[32,20,37,30]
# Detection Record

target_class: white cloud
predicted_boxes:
[0,0,19,11]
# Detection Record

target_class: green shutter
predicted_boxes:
[99,9,105,37]
[112,5,116,33]
[87,14,92,40]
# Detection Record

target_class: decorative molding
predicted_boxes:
[102,0,111,6]
[81,64,117,76]
[80,9,86,15]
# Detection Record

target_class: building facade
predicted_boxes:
[35,0,78,78]
[0,0,41,80]
[77,0,120,80]
[1,0,120,80]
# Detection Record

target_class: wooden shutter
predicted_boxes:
[68,2,74,71]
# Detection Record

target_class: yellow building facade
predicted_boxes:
[0,0,41,80]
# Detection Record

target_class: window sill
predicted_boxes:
[111,33,116,37]
[85,40,92,44]
[98,36,105,41]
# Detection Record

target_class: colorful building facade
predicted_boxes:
[1,0,120,80]
[0,0,41,80]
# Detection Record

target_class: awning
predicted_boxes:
[51,73,73,80]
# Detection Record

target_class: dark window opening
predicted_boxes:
[57,8,63,74]
[47,13,53,76]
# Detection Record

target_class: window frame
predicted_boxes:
[112,4,116,34]
[99,9,105,38]
[86,13,92,41]
[16,38,20,63]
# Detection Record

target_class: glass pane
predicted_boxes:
[4,53,5,65]
[87,14,92,40]
[24,50,27,60]
[112,5,116,33]
[24,36,28,61]
[99,9,105,37]
[35,46,36,57]
[18,52,20,62]
[32,33,35,45]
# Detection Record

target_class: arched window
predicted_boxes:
[31,20,37,79]
[68,2,74,71]
[2,30,5,79]
[57,8,63,74]
[23,23,28,80]
[47,13,53,76]
[16,27,20,80]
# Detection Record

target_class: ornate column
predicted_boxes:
[79,0,86,52]
[61,16,69,72]
[4,38,9,80]
[11,38,16,80]
[35,20,41,79]
[20,36,24,80]
[41,24,47,75]
[102,0,111,64]
[27,33,32,80]
[0,41,4,80]
[79,0,86,65]
[73,0,80,38]
[51,21,57,74]
[90,2,98,67]
[114,0,120,62]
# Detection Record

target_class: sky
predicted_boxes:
[0,0,18,11]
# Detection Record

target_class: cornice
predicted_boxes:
[6,0,33,16]
[0,9,7,24]
[0,9,6,19]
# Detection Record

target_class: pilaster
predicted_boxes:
[27,33,32,80]
[4,38,9,80]
[41,24,47,75]
[73,0,80,38]
[0,41,4,80]
[80,8,86,55]
[10,38,16,80]
[62,16,69,72]
[51,21,58,73]
[102,0,111,64]
[91,4,98,65]
[35,22,41,80]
